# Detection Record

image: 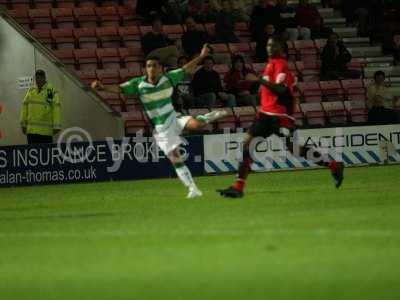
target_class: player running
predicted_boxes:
[92,44,227,199]
[218,37,344,198]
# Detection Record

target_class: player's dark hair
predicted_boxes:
[145,55,162,66]
[374,70,385,80]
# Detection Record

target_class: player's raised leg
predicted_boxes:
[183,110,229,131]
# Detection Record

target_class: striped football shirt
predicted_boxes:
[120,68,185,133]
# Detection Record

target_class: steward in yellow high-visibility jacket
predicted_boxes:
[20,70,61,144]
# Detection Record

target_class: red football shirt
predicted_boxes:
[260,56,296,120]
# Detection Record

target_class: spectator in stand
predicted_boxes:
[215,0,239,43]
[172,56,196,111]
[209,0,250,22]
[136,0,168,24]
[141,18,180,67]
[287,0,323,41]
[341,0,369,36]
[224,55,259,107]
[320,32,361,80]
[367,71,400,124]
[192,56,237,108]
[181,16,209,59]
[188,0,209,23]
[310,15,333,39]
[250,0,283,41]
[163,0,190,24]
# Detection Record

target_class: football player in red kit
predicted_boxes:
[218,37,344,198]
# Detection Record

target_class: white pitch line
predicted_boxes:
[0,229,400,239]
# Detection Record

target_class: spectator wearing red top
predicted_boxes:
[224,55,260,107]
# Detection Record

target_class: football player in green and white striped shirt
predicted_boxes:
[92,44,227,198]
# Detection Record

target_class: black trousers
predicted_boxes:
[27,134,53,145]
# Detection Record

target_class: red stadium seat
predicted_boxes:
[344,99,368,123]
[74,7,98,28]
[29,8,53,29]
[118,5,138,26]
[213,64,230,76]
[96,26,121,48]
[34,0,53,9]
[215,108,237,132]
[52,28,76,49]
[295,60,320,80]
[204,23,215,37]
[139,25,152,36]
[74,48,99,70]
[286,40,296,61]
[8,9,31,30]
[341,79,366,101]
[319,80,345,101]
[252,63,266,75]
[119,47,145,68]
[96,69,120,84]
[11,0,31,10]
[228,43,251,55]
[119,26,141,47]
[163,25,184,40]
[74,27,98,49]
[78,1,97,8]
[233,106,256,129]
[95,6,120,27]
[234,22,250,37]
[294,40,318,60]
[98,91,125,112]
[119,67,142,82]
[293,103,305,128]
[53,49,76,67]
[57,0,76,8]
[96,48,121,69]
[124,111,150,135]
[52,8,75,28]
[297,82,322,103]
[300,102,326,127]
[211,43,230,53]
[314,38,327,54]
[75,69,97,85]
[31,28,53,48]
[322,101,348,125]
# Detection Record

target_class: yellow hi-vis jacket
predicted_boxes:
[20,82,61,136]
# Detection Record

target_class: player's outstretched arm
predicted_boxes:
[244,73,287,95]
[182,44,210,74]
[91,80,122,94]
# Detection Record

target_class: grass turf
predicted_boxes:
[0,165,400,300]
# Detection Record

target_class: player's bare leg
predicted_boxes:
[168,148,203,198]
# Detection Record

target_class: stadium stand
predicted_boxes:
[3,0,399,135]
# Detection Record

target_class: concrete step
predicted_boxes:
[333,27,358,38]
[348,46,382,58]
[324,17,346,27]
[343,37,370,47]
[318,8,334,18]
[364,66,400,78]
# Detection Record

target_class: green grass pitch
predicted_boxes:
[1,165,400,300]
